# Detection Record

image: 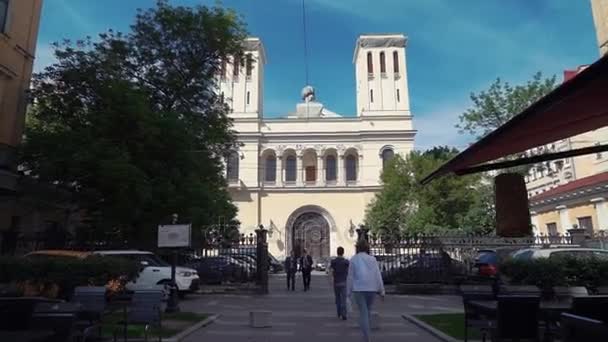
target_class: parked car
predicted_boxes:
[472,247,525,278]
[186,256,248,284]
[220,248,284,273]
[93,250,200,297]
[511,247,608,261]
[315,257,330,272]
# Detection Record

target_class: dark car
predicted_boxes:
[220,248,284,273]
[186,256,246,284]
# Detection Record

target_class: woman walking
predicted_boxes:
[347,239,385,342]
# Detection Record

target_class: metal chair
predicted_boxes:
[490,295,541,341]
[561,313,608,342]
[460,285,494,342]
[500,285,541,296]
[114,290,163,342]
[71,286,107,341]
[571,295,608,323]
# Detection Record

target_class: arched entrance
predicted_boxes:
[285,206,334,261]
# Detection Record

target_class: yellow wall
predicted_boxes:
[535,211,561,234]
[534,202,599,234]
[567,204,599,231]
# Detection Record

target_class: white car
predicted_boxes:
[511,248,608,260]
[94,250,200,297]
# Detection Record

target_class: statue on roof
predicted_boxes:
[301,85,315,103]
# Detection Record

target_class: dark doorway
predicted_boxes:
[291,212,330,261]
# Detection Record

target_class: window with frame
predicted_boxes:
[226,151,239,183]
[578,216,594,234]
[396,89,400,102]
[370,89,374,103]
[305,166,316,182]
[382,148,395,170]
[346,154,357,182]
[393,51,399,73]
[546,222,558,236]
[233,56,240,76]
[285,156,297,182]
[367,52,373,74]
[0,0,8,33]
[220,59,227,79]
[325,155,337,182]
[379,51,386,74]
[265,155,276,183]
[246,54,253,78]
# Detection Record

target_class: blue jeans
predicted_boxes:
[334,285,347,318]
[353,291,376,342]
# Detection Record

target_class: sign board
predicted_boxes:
[158,224,191,248]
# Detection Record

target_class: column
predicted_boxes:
[297,155,303,187]
[557,205,570,233]
[591,198,608,230]
[317,156,324,186]
[277,156,283,186]
[530,211,540,235]
[338,155,345,186]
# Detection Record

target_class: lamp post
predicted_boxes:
[165,214,180,313]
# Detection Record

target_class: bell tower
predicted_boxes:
[353,34,410,117]
[219,37,266,118]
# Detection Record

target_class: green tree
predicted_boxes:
[20,1,247,247]
[457,72,557,138]
[365,147,495,237]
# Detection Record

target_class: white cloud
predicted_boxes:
[413,101,475,151]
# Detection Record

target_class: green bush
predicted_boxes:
[500,256,608,292]
[0,255,140,298]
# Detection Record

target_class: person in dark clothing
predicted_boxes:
[284,250,297,291]
[300,249,313,291]
[330,246,349,320]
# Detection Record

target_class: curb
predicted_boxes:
[165,314,220,342]
[402,314,460,342]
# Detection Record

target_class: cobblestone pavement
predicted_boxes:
[180,273,463,341]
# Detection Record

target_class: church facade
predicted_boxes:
[218,34,416,259]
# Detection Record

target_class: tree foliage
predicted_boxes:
[20,0,247,247]
[365,147,495,237]
[457,72,557,138]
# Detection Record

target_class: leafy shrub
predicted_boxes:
[0,255,140,298]
[500,256,608,292]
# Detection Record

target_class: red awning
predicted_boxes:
[422,54,608,184]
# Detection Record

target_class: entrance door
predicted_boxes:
[292,212,330,261]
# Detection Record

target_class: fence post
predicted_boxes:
[256,225,269,294]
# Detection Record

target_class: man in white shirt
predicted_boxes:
[347,239,385,342]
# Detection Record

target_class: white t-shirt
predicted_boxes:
[346,252,385,296]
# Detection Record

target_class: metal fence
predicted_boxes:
[366,232,584,285]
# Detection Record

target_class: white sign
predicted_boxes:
[158,224,191,248]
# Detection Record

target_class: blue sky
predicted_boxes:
[35,0,600,150]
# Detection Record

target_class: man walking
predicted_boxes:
[284,250,297,291]
[300,249,313,291]
[330,246,349,320]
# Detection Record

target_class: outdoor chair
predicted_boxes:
[113,290,163,342]
[561,313,608,342]
[489,295,541,341]
[595,286,608,295]
[571,295,608,323]
[552,286,588,301]
[500,285,541,296]
[460,285,494,342]
[71,286,107,340]
[31,302,79,342]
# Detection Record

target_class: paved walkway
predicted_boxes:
[180,273,463,341]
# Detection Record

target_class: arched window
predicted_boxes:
[265,155,276,182]
[370,89,374,103]
[346,155,357,182]
[285,156,297,182]
[396,89,400,102]
[325,155,337,182]
[247,91,250,105]
[226,151,239,183]
[367,52,373,74]
[393,51,399,73]
[382,148,395,170]
[220,59,227,79]
[246,54,253,78]
[380,52,386,74]
[233,56,240,76]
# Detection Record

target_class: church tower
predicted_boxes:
[353,34,410,116]
[219,37,266,118]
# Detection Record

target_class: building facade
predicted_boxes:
[220,34,416,259]
[591,0,608,56]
